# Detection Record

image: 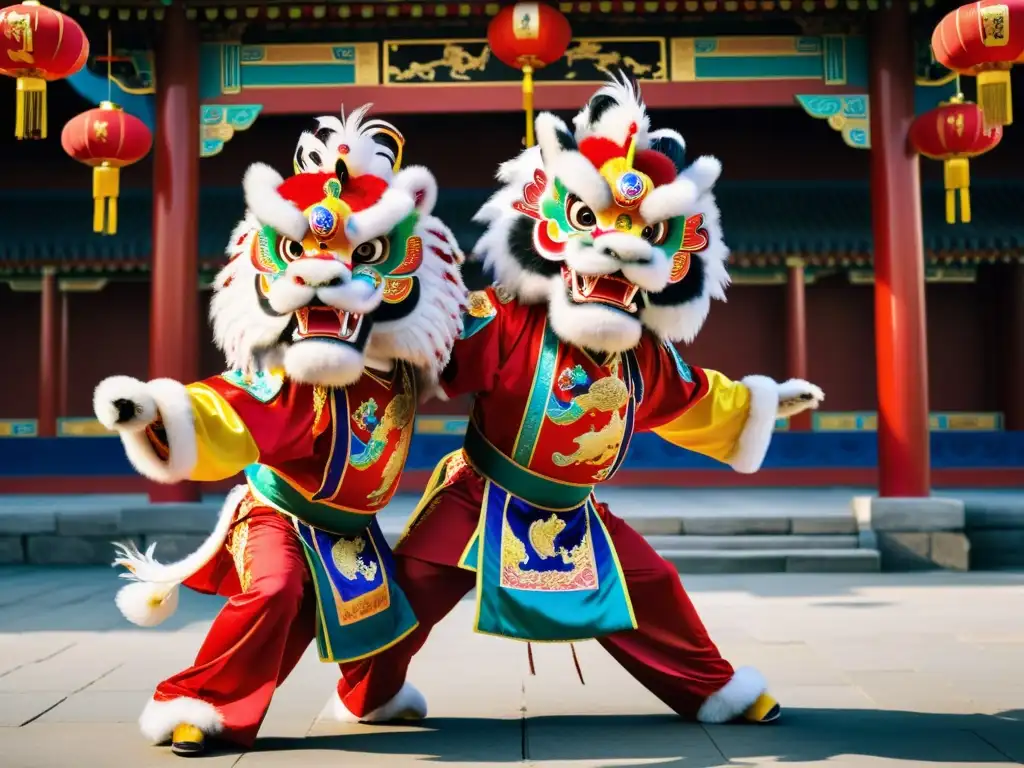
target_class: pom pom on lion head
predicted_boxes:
[473,72,729,355]
[212,105,465,389]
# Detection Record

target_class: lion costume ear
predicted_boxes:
[648,128,687,173]
[345,165,438,242]
[534,112,611,213]
[242,163,308,242]
[392,165,438,217]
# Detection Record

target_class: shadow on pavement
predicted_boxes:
[249,709,1024,765]
[6,567,1024,632]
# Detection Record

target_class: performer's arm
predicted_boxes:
[635,341,785,474]
[438,287,510,399]
[93,373,314,483]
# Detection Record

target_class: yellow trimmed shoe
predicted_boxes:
[170,724,206,756]
[743,693,781,724]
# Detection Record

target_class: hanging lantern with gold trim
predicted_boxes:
[61,101,152,235]
[0,0,89,139]
[932,0,1024,128]
[908,96,1003,225]
[487,2,572,147]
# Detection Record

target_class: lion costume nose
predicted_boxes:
[595,233,652,264]
[288,258,349,289]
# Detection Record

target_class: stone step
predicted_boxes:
[658,548,881,574]
[643,534,859,550]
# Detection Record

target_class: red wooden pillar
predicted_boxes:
[785,257,811,431]
[1004,262,1024,431]
[149,4,200,503]
[868,6,931,497]
[38,268,59,437]
[59,288,69,418]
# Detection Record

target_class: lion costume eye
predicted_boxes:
[353,236,390,265]
[641,221,669,246]
[566,195,597,231]
[277,237,305,262]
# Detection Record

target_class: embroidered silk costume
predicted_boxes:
[335,76,825,727]
[92,107,465,754]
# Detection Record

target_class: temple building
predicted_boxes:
[0,0,1021,496]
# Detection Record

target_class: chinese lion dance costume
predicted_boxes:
[335,76,825,726]
[92,106,466,756]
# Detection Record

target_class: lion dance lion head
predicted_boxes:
[211,105,466,388]
[473,73,730,354]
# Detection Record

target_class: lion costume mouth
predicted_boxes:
[278,303,373,354]
[561,267,645,314]
[293,306,364,343]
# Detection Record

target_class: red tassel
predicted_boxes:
[527,642,536,676]
[570,643,585,685]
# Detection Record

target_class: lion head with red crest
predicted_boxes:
[212,105,465,388]
[474,73,729,353]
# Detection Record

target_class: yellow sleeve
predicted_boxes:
[184,384,260,482]
[651,369,752,463]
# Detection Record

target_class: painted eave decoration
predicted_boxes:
[53,0,941,21]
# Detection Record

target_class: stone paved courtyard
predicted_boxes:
[3,566,1024,767]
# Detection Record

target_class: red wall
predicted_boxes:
[0,276,998,419]
[0,88,1014,420]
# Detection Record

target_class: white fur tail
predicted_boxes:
[111,485,248,627]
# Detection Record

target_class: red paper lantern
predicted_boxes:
[0,0,88,139]
[932,0,1024,127]
[61,101,152,235]
[908,97,1003,225]
[487,2,572,147]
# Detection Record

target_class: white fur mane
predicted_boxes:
[471,76,731,345]
[294,103,405,181]
[211,171,465,382]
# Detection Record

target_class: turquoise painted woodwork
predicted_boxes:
[201,105,263,158]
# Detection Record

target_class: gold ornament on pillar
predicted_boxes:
[486,2,572,147]
[59,30,152,235]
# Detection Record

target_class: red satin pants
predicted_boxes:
[337,468,735,718]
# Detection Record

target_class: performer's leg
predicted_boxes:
[336,471,483,721]
[141,508,316,750]
[335,553,475,720]
[595,503,777,724]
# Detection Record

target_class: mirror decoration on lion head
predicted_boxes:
[211,104,465,389]
[473,73,730,354]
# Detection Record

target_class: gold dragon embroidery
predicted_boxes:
[563,40,661,80]
[226,520,252,592]
[388,43,490,82]
[500,512,597,591]
[330,536,380,582]
[364,366,416,506]
[548,358,629,476]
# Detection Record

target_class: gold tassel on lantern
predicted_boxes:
[15,77,47,140]
[943,156,971,224]
[92,162,120,235]
[522,64,535,148]
[977,64,1013,129]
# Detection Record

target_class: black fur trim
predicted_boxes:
[646,249,707,308]
[586,93,618,127]
[335,157,350,186]
[371,131,400,165]
[650,135,686,173]
[314,125,335,145]
[555,126,577,151]
[508,216,561,279]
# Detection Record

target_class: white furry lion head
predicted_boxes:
[211,107,465,388]
[473,73,730,354]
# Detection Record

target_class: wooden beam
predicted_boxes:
[210,80,866,116]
